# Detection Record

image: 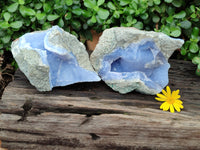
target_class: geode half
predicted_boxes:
[90,27,184,95]
[11,26,100,91]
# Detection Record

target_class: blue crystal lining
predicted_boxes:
[99,39,170,92]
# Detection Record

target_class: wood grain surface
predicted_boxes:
[0,59,200,150]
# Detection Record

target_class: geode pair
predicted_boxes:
[11,26,184,95]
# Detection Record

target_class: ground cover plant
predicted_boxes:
[0,0,199,76]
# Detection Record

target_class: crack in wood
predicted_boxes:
[89,133,100,140]
[0,128,45,136]
[18,99,33,121]
[95,143,154,150]
[30,102,126,117]
[2,137,85,148]
[79,116,92,126]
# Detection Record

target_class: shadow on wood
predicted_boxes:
[0,59,200,150]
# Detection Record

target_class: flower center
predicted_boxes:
[167,97,175,104]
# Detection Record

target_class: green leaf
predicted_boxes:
[3,12,11,22]
[10,21,23,29]
[161,25,170,35]
[189,42,199,53]
[91,15,97,23]
[107,2,116,10]
[97,0,105,6]
[96,15,103,24]
[0,21,10,29]
[71,31,78,37]
[31,17,36,22]
[82,10,92,18]
[2,35,11,44]
[97,8,109,20]
[141,13,149,20]
[43,3,51,13]
[173,11,186,19]
[180,48,187,56]
[172,0,182,7]
[36,13,46,20]
[167,7,175,16]
[166,16,173,24]
[187,52,196,60]
[72,8,82,16]
[47,14,60,21]
[83,23,88,30]
[152,15,160,23]
[183,41,191,49]
[133,21,143,30]
[126,15,132,23]
[35,3,43,9]
[73,0,80,5]
[19,5,36,16]
[71,20,81,30]
[120,0,130,6]
[65,12,72,20]
[190,5,196,13]
[65,0,73,6]
[148,0,154,6]
[87,19,93,26]
[82,30,92,40]
[179,20,191,29]
[18,0,25,5]
[153,0,161,5]
[164,0,172,3]
[192,18,199,22]
[58,18,64,27]
[191,13,197,19]
[42,22,51,30]
[113,11,120,18]
[192,56,200,65]
[84,0,96,9]
[195,64,200,76]
[191,27,199,40]
[7,3,19,13]
[124,7,135,15]
[170,26,181,37]
[0,44,3,49]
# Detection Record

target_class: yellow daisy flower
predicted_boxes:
[155,86,184,113]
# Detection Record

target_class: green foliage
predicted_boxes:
[0,0,200,75]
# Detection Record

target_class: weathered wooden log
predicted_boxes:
[0,59,200,150]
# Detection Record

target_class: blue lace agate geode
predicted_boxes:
[11,26,100,91]
[90,27,184,95]
[98,39,170,94]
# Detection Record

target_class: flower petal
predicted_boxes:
[180,104,184,109]
[156,93,167,99]
[163,102,170,111]
[162,89,168,97]
[173,103,181,112]
[172,90,181,99]
[166,86,171,97]
[170,104,175,113]
[175,89,180,95]
[160,102,167,109]
[176,103,184,109]
[175,100,183,104]
[155,97,166,101]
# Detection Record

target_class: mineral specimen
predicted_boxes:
[11,26,100,91]
[90,27,184,95]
